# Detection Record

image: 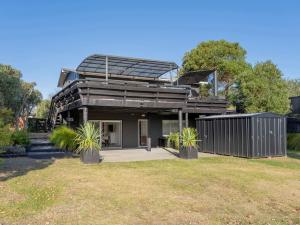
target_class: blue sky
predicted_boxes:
[0,0,299,98]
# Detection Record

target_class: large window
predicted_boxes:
[162,120,185,136]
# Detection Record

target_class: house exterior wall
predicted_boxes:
[60,108,203,149]
[87,109,163,148]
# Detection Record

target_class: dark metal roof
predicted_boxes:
[176,70,215,85]
[76,54,178,78]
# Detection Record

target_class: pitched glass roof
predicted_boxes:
[76,54,178,78]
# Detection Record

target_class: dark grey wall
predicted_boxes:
[64,108,200,149]
[87,109,163,148]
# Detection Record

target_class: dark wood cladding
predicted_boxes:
[184,97,228,114]
[48,78,228,128]
[50,79,189,112]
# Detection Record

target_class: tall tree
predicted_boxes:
[285,79,300,97]
[181,40,250,94]
[0,64,23,113]
[36,99,51,118]
[0,64,42,128]
[232,61,289,114]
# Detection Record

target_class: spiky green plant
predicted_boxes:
[75,122,101,153]
[182,128,198,148]
[50,126,77,151]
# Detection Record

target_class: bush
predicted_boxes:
[75,122,101,153]
[11,130,30,146]
[167,128,198,150]
[287,133,300,151]
[167,132,179,150]
[50,126,77,151]
[0,126,12,149]
[182,128,198,148]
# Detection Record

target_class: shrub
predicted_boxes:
[167,128,198,150]
[11,130,30,146]
[50,126,77,151]
[167,132,179,150]
[287,133,300,151]
[0,126,12,148]
[182,128,198,148]
[75,122,101,153]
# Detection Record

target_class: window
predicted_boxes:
[64,72,79,86]
[162,120,185,136]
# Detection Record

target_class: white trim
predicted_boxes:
[138,119,148,147]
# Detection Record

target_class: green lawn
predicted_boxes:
[0,156,299,225]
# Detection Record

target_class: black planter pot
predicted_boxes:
[179,146,198,159]
[80,149,102,164]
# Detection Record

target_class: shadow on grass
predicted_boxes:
[287,151,300,160]
[0,154,77,182]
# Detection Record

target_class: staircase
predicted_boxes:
[27,133,72,159]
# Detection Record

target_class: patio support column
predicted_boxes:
[185,112,189,128]
[83,107,88,124]
[214,70,218,97]
[105,56,108,83]
[178,108,183,148]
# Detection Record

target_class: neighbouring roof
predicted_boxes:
[176,70,215,85]
[197,112,284,119]
[76,54,178,78]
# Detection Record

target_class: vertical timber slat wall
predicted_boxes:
[196,113,287,158]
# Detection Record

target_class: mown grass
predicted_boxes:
[0,156,299,225]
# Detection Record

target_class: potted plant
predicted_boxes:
[179,128,198,159]
[75,122,102,164]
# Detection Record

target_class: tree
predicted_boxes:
[0,64,23,113]
[0,64,42,128]
[36,99,51,118]
[181,40,250,94]
[285,79,300,97]
[232,61,289,114]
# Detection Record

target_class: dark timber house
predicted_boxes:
[48,54,227,149]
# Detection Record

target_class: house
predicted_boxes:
[48,54,228,149]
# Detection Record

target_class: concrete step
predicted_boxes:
[30,139,52,146]
[28,145,62,152]
[27,151,73,159]
[29,133,51,139]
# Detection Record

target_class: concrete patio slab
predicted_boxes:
[100,148,219,162]
[101,148,177,162]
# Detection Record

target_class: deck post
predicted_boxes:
[178,108,183,149]
[185,112,189,128]
[214,70,218,97]
[105,56,108,83]
[83,107,88,124]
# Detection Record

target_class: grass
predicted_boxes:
[0,156,299,225]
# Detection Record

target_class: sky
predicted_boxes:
[0,0,299,98]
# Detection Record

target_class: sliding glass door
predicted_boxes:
[89,120,122,149]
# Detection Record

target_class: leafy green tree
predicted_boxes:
[285,79,300,97]
[36,99,51,118]
[232,61,289,114]
[0,64,42,128]
[0,64,23,113]
[181,40,250,94]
